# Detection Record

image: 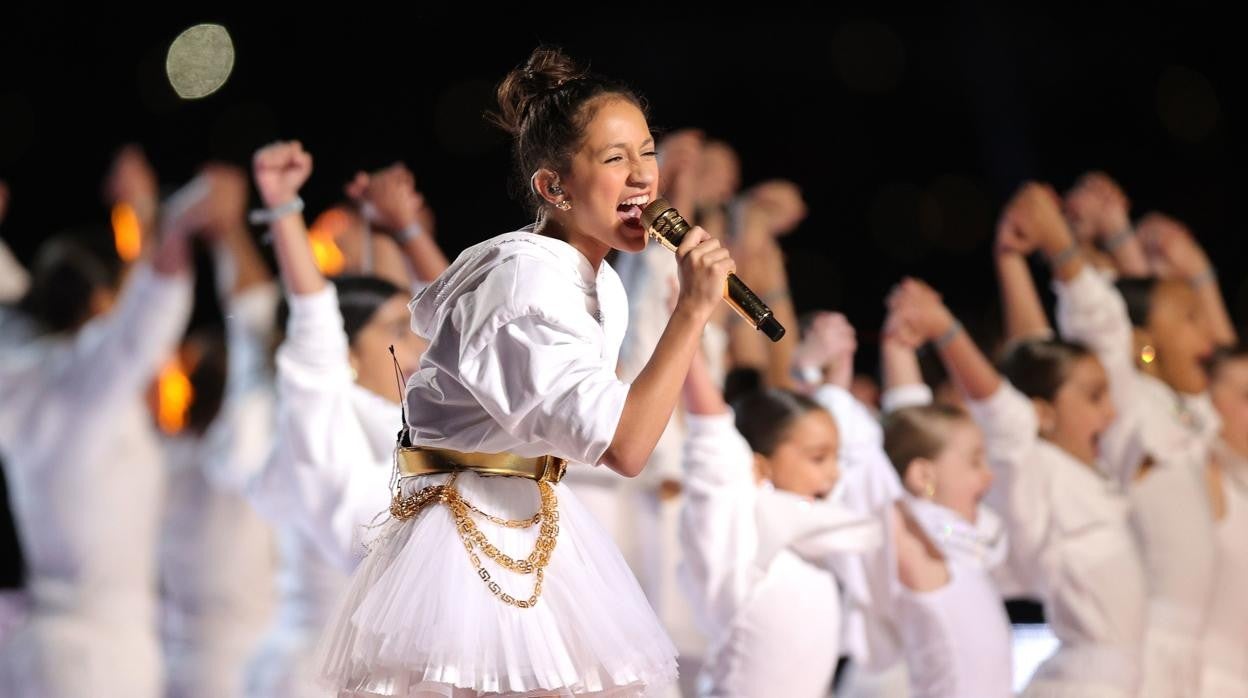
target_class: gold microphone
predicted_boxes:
[641,197,786,342]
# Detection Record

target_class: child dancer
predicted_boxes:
[872,307,1013,697]
[679,338,879,697]
[1047,188,1220,698]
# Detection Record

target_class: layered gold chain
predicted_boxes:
[389,471,559,608]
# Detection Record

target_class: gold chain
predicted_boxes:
[388,478,449,520]
[388,470,559,608]
[462,498,543,529]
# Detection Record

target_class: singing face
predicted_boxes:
[911,419,994,524]
[554,97,660,259]
[1043,355,1117,466]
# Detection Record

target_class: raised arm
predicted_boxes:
[1138,212,1237,347]
[1065,171,1149,277]
[252,141,323,296]
[995,193,1053,343]
[349,163,450,284]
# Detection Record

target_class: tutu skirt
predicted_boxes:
[317,471,678,697]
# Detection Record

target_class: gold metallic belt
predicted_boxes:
[394,445,568,483]
[389,445,566,610]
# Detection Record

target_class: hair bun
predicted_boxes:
[492,47,586,136]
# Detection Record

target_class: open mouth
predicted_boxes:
[617,193,651,230]
[1198,351,1216,374]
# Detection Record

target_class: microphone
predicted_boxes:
[641,197,785,342]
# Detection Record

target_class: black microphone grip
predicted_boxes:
[640,197,786,342]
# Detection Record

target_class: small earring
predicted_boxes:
[555,200,572,211]
[350,365,359,381]
[1140,344,1156,365]
[549,184,564,195]
[924,482,936,499]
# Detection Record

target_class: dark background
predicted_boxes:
[2,9,1245,358]
[1,6,1238,617]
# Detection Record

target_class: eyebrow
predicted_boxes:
[598,137,654,155]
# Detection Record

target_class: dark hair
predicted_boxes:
[490,46,647,214]
[723,367,763,407]
[882,404,968,480]
[999,337,1095,402]
[731,389,827,457]
[184,328,228,436]
[1210,341,1248,380]
[275,274,404,347]
[1115,277,1159,329]
[17,228,124,334]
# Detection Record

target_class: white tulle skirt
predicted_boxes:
[317,471,678,697]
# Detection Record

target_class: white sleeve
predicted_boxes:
[250,429,390,572]
[68,264,194,408]
[812,385,904,515]
[1053,267,1134,385]
[321,446,392,569]
[275,284,354,400]
[0,263,192,455]
[967,382,1051,585]
[808,388,905,667]
[200,284,279,491]
[1053,266,1141,481]
[223,283,279,397]
[837,503,906,670]
[253,284,389,570]
[880,383,933,414]
[268,284,357,483]
[457,312,630,467]
[678,411,760,639]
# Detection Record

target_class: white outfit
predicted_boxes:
[1201,441,1248,697]
[807,384,905,680]
[0,264,192,697]
[161,284,280,697]
[887,498,1013,698]
[246,283,398,697]
[809,385,904,528]
[968,382,1146,697]
[317,230,678,697]
[818,384,1012,697]
[1056,268,1217,697]
[679,409,881,698]
[834,384,924,698]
